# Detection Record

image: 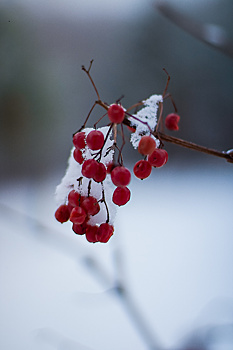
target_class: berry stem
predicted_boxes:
[162,68,171,98]
[76,101,98,132]
[77,177,83,187]
[88,179,92,196]
[117,123,126,165]
[94,112,108,129]
[93,123,113,161]
[126,101,144,113]
[125,111,154,134]
[156,101,164,133]
[100,183,110,223]
[163,93,178,113]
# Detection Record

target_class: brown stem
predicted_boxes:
[82,60,101,100]
[126,101,144,113]
[100,183,110,223]
[157,132,233,163]
[122,116,233,163]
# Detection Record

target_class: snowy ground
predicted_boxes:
[0,162,233,350]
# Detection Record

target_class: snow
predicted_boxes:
[129,94,162,149]
[0,163,233,350]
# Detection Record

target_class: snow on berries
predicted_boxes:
[55,62,180,244]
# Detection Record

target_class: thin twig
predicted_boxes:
[155,0,233,59]
[82,60,101,100]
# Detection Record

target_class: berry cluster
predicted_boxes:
[55,190,114,243]
[55,62,181,244]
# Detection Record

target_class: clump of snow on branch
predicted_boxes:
[55,126,117,226]
[129,94,163,149]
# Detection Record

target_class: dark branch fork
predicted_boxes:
[81,61,233,164]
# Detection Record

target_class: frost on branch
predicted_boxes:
[129,94,163,149]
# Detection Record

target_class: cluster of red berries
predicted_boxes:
[55,98,180,244]
[133,135,168,180]
[55,190,114,243]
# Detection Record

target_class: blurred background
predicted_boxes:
[0,0,233,349]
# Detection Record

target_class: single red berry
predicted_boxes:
[111,166,131,187]
[69,206,87,224]
[86,130,104,150]
[81,159,99,178]
[133,160,152,179]
[108,104,125,124]
[106,162,115,174]
[138,135,156,155]
[73,132,86,149]
[81,196,100,216]
[68,190,84,207]
[55,204,70,223]
[147,149,168,167]
[112,186,131,206]
[67,202,75,214]
[73,148,84,164]
[96,223,114,243]
[72,222,87,235]
[165,113,180,131]
[85,224,98,243]
[93,162,107,183]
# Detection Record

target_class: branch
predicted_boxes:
[81,62,233,164]
[122,116,233,163]
[157,132,233,163]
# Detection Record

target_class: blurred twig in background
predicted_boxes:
[155,0,233,59]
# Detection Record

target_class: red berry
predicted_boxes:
[127,125,135,133]
[70,206,87,224]
[112,186,131,206]
[138,135,156,155]
[93,162,106,183]
[73,132,86,149]
[96,223,114,243]
[85,225,98,243]
[68,190,84,207]
[106,162,115,174]
[67,202,75,214]
[111,166,131,187]
[133,160,152,179]
[108,104,125,124]
[81,196,100,216]
[73,148,84,164]
[147,149,168,167]
[81,159,98,178]
[55,204,70,223]
[72,222,87,235]
[86,130,104,150]
[165,113,180,131]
